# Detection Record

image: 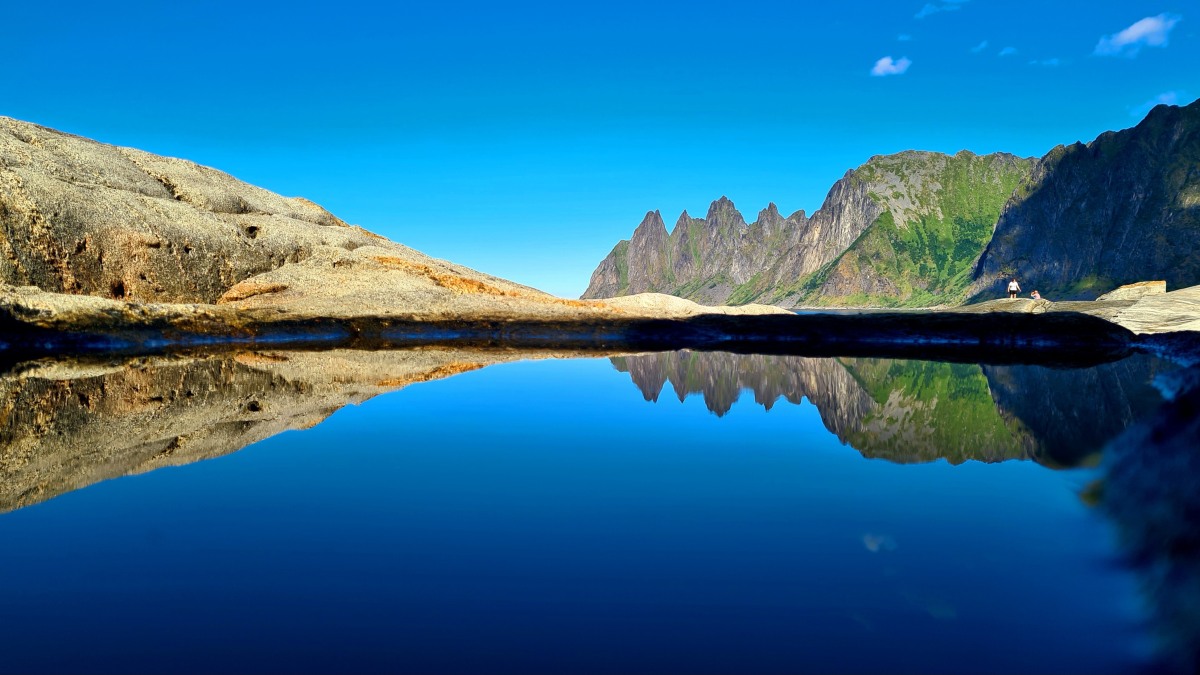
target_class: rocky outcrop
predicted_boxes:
[971,99,1200,300]
[1097,280,1167,302]
[1108,285,1200,334]
[940,284,1200,336]
[0,116,399,303]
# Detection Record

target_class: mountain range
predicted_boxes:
[583,99,1200,307]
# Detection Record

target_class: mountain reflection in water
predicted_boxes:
[2,346,1200,672]
[611,350,1169,468]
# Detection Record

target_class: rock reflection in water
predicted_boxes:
[611,350,1168,467]
[0,348,524,513]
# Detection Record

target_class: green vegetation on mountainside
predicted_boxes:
[794,152,1034,307]
[606,240,630,294]
[840,358,1034,463]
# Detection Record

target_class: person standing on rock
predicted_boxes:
[1007,278,1021,299]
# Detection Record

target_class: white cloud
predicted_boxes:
[1095,13,1181,57]
[1130,91,1185,117]
[915,1,968,19]
[970,40,988,53]
[871,56,912,76]
[1028,57,1061,66]
[898,33,913,41]
[998,46,1018,57]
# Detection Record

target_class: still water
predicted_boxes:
[0,349,1191,673]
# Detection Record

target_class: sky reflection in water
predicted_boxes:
[0,353,1166,674]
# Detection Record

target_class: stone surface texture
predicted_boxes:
[1097,280,1168,302]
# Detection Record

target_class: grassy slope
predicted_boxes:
[790,153,1034,307]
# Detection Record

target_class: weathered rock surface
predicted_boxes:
[971,99,1200,300]
[1097,280,1167,302]
[938,284,1200,336]
[600,293,792,318]
[0,116,399,303]
[1109,285,1200,334]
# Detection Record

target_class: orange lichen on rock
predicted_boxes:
[217,282,289,304]
[233,351,292,367]
[375,361,486,387]
[369,255,523,297]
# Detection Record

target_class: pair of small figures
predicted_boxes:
[1006,278,1041,300]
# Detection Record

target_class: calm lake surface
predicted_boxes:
[0,349,1192,673]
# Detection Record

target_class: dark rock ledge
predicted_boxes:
[0,293,1139,367]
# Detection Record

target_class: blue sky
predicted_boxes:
[5,1,1196,297]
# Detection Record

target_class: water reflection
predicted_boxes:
[0,349,517,513]
[611,350,1170,467]
[1100,364,1200,673]
[1,346,1199,671]
[612,348,1200,672]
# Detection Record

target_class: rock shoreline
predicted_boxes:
[0,295,1145,367]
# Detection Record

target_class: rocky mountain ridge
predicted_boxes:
[585,99,1200,307]
[970,100,1200,299]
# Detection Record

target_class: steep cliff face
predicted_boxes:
[584,151,1034,307]
[971,99,1200,300]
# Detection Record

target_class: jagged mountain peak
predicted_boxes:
[756,203,785,227]
[629,209,669,255]
[633,209,666,232]
[705,196,746,226]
